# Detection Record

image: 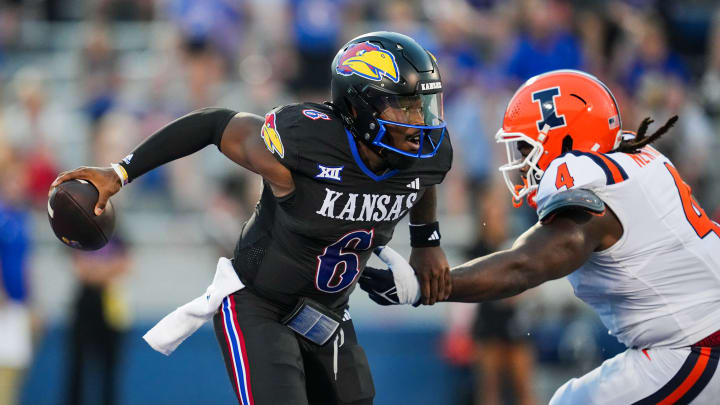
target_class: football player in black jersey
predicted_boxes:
[51,32,453,404]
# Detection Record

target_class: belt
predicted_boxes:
[693,329,720,348]
[232,262,348,316]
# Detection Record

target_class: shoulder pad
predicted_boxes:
[273,103,337,125]
[261,103,342,171]
[536,153,612,203]
[536,188,605,222]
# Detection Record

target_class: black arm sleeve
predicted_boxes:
[117,107,237,182]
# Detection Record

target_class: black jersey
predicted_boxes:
[232,102,452,311]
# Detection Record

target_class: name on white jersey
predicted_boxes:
[628,146,661,167]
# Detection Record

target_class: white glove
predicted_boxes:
[359,246,421,305]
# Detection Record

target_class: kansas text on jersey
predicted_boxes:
[234,103,453,311]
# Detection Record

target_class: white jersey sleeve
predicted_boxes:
[535,151,627,216]
[539,147,720,349]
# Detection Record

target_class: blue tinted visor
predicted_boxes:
[372,121,446,158]
[370,93,446,158]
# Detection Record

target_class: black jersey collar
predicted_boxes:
[345,128,399,181]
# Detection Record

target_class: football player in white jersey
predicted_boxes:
[360,70,720,404]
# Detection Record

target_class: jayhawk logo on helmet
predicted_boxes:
[261,112,284,158]
[336,41,400,83]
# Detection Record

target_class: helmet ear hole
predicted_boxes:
[561,135,573,153]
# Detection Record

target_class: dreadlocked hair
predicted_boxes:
[615,115,678,154]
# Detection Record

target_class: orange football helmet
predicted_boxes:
[496,70,623,206]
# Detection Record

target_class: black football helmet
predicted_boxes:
[330,31,446,169]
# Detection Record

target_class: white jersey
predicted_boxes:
[535,146,720,349]
[550,346,720,404]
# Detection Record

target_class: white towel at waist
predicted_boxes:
[143,257,245,355]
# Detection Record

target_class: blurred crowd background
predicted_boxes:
[1,0,719,404]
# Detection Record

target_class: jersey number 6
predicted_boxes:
[315,229,375,293]
[666,163,720,239]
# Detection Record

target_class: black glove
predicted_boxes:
[358,266,401,306]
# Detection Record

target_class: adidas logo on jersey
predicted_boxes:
[428,231,440,241]
[406,178,420,190]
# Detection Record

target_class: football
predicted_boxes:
[47,179,116,250]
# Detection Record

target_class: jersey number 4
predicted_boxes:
[666,163,720,239]
[555,162,575,189]
[315,229,375,293]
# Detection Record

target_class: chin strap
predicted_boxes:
[527,189,538,209]
[511,178,538,209]
[512,184,525,208]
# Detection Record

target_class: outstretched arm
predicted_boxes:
[447,208,621,302]
[51,108,293,214]
[409,185,451,305]
[217,112,294,196]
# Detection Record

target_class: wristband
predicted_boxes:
[409,221,441,247]
[110,163,129,187]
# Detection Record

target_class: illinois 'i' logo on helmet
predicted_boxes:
[261,112,284,158]
[532,87,566,132]
[336,41,400,83]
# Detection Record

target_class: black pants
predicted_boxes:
[213,289,375,405]
[65,285,124,405]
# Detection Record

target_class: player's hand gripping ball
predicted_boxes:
[48,179,115,250]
